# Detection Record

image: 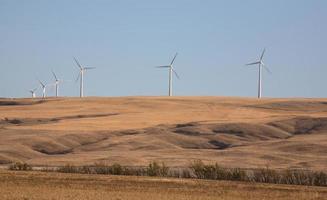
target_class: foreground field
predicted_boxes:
[0,96,327,170]
[0,170,326,200]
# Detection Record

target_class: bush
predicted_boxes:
[181,168,192,178]
[110,163,123,175]
[8,162,32,171]
[190,161,234,180]
[190,160,206,179]
[312,171,327,186]
[80,165,93,174]
[227,168,247,181]
[57,164,80,173]
[252,166,280,183]
[146,161,169,177]
[280,169,327,186]
[50,160,327,187]
[93,162,111,174]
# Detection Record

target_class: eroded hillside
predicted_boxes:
[0,97,326,170]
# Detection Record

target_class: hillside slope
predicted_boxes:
[0,97,326,170]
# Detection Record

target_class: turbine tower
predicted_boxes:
[52,70,61,97]
[29,88,37,98]
[246,49,271,98]
[156,53,180,96]
[74,57,95,98]
[38,80,47,98]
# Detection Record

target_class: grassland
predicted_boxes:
[1,169,326,200]
[0,96,327,171]
[1,96,327,199]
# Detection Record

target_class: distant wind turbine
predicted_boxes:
[156,53,180,96]
[74,57,95,98]
[246,49,271,99]
[52,70,62,97]
[38,80,47,98]
[29,88,37,98]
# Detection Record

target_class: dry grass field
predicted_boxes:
[0,169,326,200]
[0,96,327,171]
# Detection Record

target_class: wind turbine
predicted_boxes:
[38,80,47,98]
[29,88,37,98]
[74,57,95,98]
[52,70,62,97]
[156,53,180,96]
[246,49,271,99]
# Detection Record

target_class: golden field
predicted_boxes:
[0,170,326,200]
[0,96,327,170]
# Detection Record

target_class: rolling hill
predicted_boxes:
[0,96,326,171]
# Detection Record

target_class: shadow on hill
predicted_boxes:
[0,100,45,106]
[0,113,119,126]
[1,116,327,169]
[245,101,327,112]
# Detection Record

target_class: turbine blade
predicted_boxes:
[60,79,72,83]
[263,64,272,74]
[52,70,58,81]
[172,68,180,79]
[75,72,81,82]
[38,79,45,87]
[73,57,83,70]
[156,66,170,68]
[84,67,96,70]
[245,61,260,66]
[260,48,266,60]
[170,53,178,65]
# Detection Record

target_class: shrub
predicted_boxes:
[252,166,280,183]
[93,162,111,174]
[190,160,206,179]
[57,164,79,173]
[110,163,123,175]
[146,161,169,177]
[181,168,192,178]
[312,171,327,186]
[190,161,233,180]
[47,160,327,187]
[227,168,247,181]
[8,162,32,171]
[160,162,169,177]
[80,165,93,174]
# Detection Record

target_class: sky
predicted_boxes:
[0,0,326,98]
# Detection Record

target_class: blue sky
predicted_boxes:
[0,0,326,98]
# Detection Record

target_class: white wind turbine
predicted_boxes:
[74,57,95,98]
[38,80,47,98]
[246,49,271,98]
[156,53,180,96]
[29,88,37,98]
[51,70,62,97]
